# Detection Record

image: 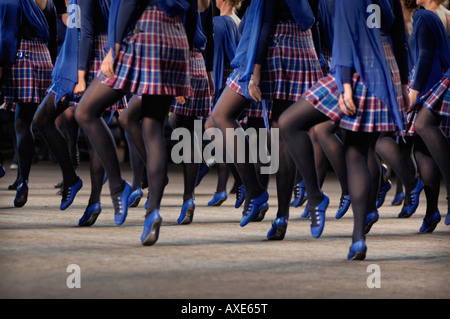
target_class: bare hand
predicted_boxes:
[101,49,115,78]
[73,70,86,95]
[339,83,356,116]
[176,96,186,104]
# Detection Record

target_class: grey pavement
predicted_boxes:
[0,160,449,299]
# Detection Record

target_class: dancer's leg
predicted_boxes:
[34,94,79,186]
[210,87,265,199]
[343,131,379,243]
[278,98,330,207]
[75,78,125,196]
[415,107,450,205]
[140,95,174,215]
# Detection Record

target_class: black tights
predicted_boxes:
[86,137,105,206]
[170,114,201,202]
[119,98,146,191]
[314,121,349,195]
[14,103,38,184]
[343,130,380,242]
[117,93,173,214]
[278,98,330,207]
[270,100,297,219]
[415,107,450,211]
[375,133,417,194]
[75,78,125,197]
[414,136,441,216]
[34,94,79,186]
[209,87,266,199]
[279,98,381,242]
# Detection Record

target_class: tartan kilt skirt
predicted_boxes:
[2,39,53,104]
[47,33,125,110]
[226,21,322,119]
[405,72,450,136]
[422,76,450,118]
[97,6,191,98]
[303,35,405,133]
[170,50,211,118]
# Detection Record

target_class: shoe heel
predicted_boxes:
[141,211,162,246]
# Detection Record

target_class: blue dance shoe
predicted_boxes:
[335,194,351,219]
[419,211,441,233]
[208,191,227,206]
[300,203,310,218]
[177,198,195,225]
[347,239,367,260]
[310,194,329,238]
[112,181,132,226]
[14,181,28,208]
[0,164,5,178]
[391,192,405,206]
[267,216,288,240]
[446,214,450,226]
[291,181,306,207]
[253,202,269,222]
[141,209,162,246]
[78,203,102,227]
[240,191,269,227]
[60,178,83,210]
[398,179,423,218]
[376,179,391,208]
[128,187,143,207]
[235,184,245,208]
[365,210,379,234]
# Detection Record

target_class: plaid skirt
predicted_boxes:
[2,39,53,104]
[405,71,450,136]
[422,76,450,117]
[170,50,211,117]
[97,6,191,98]
[47,34,125,110]
[405,76,450,137]
[303,36,405,133]
[227,21,322,118]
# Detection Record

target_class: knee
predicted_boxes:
[278,111,292,139]
[74,105,89,127]
[32,109,46,133]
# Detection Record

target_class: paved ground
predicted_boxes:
[0,159,449,300]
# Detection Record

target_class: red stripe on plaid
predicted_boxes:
[422,77,450,118]
[303,36,405,133]
[97,6,190,98]
[2,39,53,104]
[170,50,211,117]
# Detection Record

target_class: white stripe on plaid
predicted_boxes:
[303,35,405,133]
[170,50,211,117]
[2,39,53,104]
[97,6,190,98]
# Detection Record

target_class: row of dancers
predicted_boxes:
[0,0,449,260]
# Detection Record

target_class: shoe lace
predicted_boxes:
[112,196,123,215]
[293,184,300,198]
[338,195,348,209]
[61,186,71,201]
[236,185,244,200]
[243,199,254,216]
